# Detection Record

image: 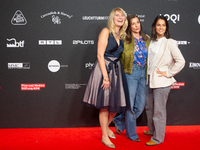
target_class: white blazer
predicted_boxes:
[147,37,185,88]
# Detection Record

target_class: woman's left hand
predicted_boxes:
[156,68,167,77]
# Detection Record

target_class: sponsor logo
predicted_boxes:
[65,84,87,89]
[136,14,145,22]
[11,10,27,25]
[39,40,62,45]
[163,14,180,24]
[48,60,68,72]
[73,40,94,45]
[171,82,185,89]
[21,84,45,91]
[8,63,30,69]
[7,38,25,48]
[41,11,73,24]
[189,62,200,69]
[82,16,109,20]
[198,15,200,24]
[82,11,127,21]
[85,62,94,69]
[48,60,60,72]
[177,41,190,45]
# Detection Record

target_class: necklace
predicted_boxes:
[115,31,119,35]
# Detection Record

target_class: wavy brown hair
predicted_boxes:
[151,15,171,41]
[125,14,147,44]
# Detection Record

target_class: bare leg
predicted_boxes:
[99,109,113,145]
[107,112,116,136]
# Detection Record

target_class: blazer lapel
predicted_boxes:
[153,37,168,68]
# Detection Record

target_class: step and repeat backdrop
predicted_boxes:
[0,0,200,128]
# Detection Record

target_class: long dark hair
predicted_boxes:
[151,15,171,41]
[125,14,147,44]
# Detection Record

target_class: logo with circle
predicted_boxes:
[198,15,200,24]
[48,60,60,72]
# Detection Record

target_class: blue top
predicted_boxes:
[133,36,147,65]
[104,33,124,58]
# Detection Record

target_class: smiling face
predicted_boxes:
[155,19,166,38]
[113,11,126,28]
[130,17,141,34]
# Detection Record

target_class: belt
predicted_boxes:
[104,56,120,75]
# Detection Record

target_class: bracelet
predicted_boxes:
[103,78,109,82]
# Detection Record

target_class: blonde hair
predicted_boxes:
[107,7,128,40]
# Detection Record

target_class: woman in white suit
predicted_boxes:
[144,15,185,146]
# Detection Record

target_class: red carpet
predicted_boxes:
[0,126,199,150]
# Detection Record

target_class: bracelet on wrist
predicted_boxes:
[103,78,109,82]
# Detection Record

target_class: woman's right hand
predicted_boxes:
[146,34,150,39]
[101,79,110,90]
